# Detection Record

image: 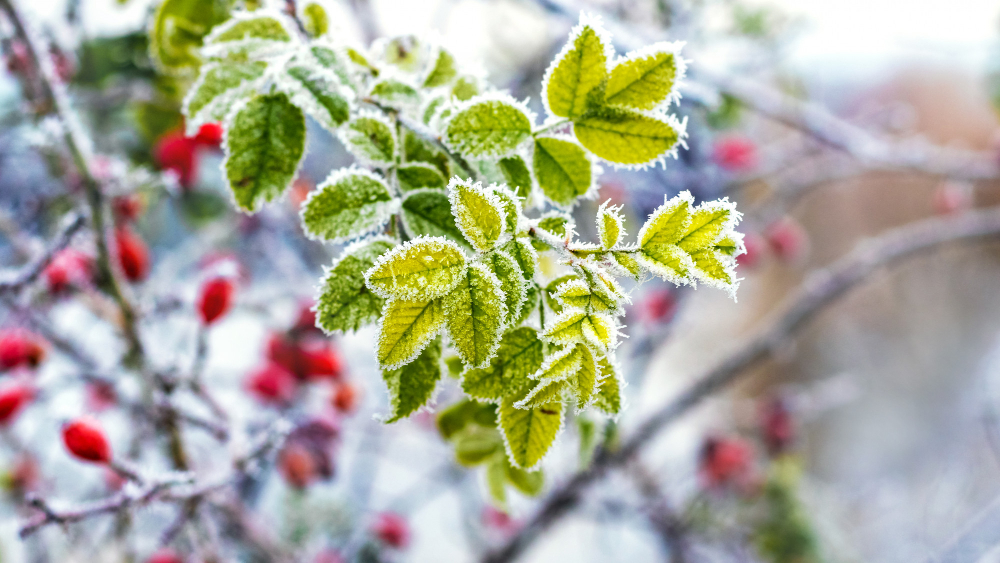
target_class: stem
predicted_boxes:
[532,118,570,136]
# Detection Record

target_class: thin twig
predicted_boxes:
[0,212,85,295]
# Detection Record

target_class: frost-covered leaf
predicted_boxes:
[282,65,351,130]
[518,343,599,409]
[301,168,398,243]
[544,274,579,316]
[499,386,563,470]
[377,35,424,71]
[593,355,624,417]
[596,200,624,249]
[184,61,266,134]
[449,178,507,253]
[149,0,230,71]
[208,12,292,44]
[610,251,642,280]
[454,426,503,466]
[365,237,467,300]
[370,79,421,109]
[498,156,533,199]
[377,297,445,370]
[606,43,684,110]
[502,237,538,281]
[310,44,352,85]
[424,47,458,88]
[677,201,737,253]
[224,93,305,212]
[531,212,574,251]
[422,95,448,125]
[397,163,446,192]
[383,337,442,422]
[543,309,617,353]
[404,131,452,178]
[443,262,507,369]
[516,378,569,409]
[533,136,595,207]
[452,76,480,101]
[340,112,397,166]
[302,2,329,38]
[636,191,694,283]
[543,14,611,119]
[401,189,469,248]
[505,458,544,496]
[315,237,395,333]
[488,251,526,327]
[574,106,681,167]
[445,95,534,159]
[517,283,541,324]
[490,184,521,234]
[461,327,544,402]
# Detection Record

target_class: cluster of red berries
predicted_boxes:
[154,123,223,190]
[0,329,47,426]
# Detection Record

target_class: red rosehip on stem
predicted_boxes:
[699,436,753,489]
[372,512,410,549]
[44,249,92,294]
[712,135,758,173]
[279,442,318,489]
[115,226,150,282]
[331,381,360,414]
[0,329,46,370]
[246,362,298,405]
[62,416,112,464]
[193,123,223,147]
[146,548,184,563]
[300,344,343,380]
[112,194,144,224]
[197,276,236,325]
[764,217,808,263]
[0,383,32,425]
[154,132,199,189]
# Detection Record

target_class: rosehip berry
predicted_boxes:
[331,381,360,414]
[44,249,92,294]
[62,416,112,464]
[371,512,410,548]
[193,123,223,147]
[279,442,318,489]
[482,506,516,533]
[712,135,758,172]
[115,226,150,282]
[292,302,323,336]
[699,436,753,489]
[112,194,144,224]
[300,345,342,380]
[146,548,184,563]
[764,217,808,263]
[932,181,973,216]
[641,288,676,324]
[737,232,767,270]
[246,362,298,405]
[154,132,199,189]
[197,276,235,325]
[0,383,32,425]
[0,329,46,370]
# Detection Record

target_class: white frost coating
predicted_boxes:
[596,199,625,249]
[442,92,539,161]
[488,183,524,233]
[337,109,398,167]
[491,249,527,328]
[273,56,356,133]
[551,279,591,309]
[446,177,508,253]
[608,40,688,110]
[497,396,566,472]
[684,196,745,300]
[594,352,628,422]
[598,112,689,172]
[637,190,694,248]
[200,9,298,60]
[311,234,398,336]
[542,309,619,353]
[578,261,630,305]
[581,312,620,353]
[535,210,577,242]
[539,12,615,121]
[298,166,399,244]
[374,297,445,371]
[182,62,267,136]
[442,261,508,369]
[363,235,467,300]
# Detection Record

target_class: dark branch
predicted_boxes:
[0,212,84,295]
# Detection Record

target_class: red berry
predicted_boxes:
[482,506,516,533]
[146,548,184,563]
[331,382,360,414]
[372,512,410,548]
[641,288,677,324]
[760,397,795,456]
[112,194,144,224]
[197,276,235,325]
[699,436,753,489]
[0,383,32,425]
[154,132,199,189]
[300,344,342,380]
[764,217,808,263]
[279,442,318,489]
[712,136,758,172]
[292,302,322,336]
[0,329,46,370]
[246,362,298,405]
[737,232,767,270]
[44,249,92,293]
[62,416,112,464]
[115,226,150,282]
[932,181,973,216]
[193,123,223,147]
[86,381,118,412]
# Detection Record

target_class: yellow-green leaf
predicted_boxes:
[499,386,563,470]
[596,200,624,249]
[443,262,507,369]
[315,237,395,334]
[543,15,611,119]
[383,338,442,422]
[461,327,545,402]
[574,106,681,167]
[532,136,595,207]
[377,297,445,370]
[423,47,458,88]
[300,168,398,243]
[445,95,534,159]
[488,251,526,327]
[606,43,684,110]
[448,178,506,253]
[340,112,397,166]
[365,237,467,300]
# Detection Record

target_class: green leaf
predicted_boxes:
[397,163,446,192]
[443,262,508,369]
[636,191,694,283]
[517,283,540,325]
[594,356,624,417]
[445,95,534,159]
[543,274,579,316]
[310,43,352,85]
[282,65,351,130]
[543,309,617,354]
[461,327,545,402]
[376,297,445,370]
[454,426,503,466]
[448,178,507,253]
[149,0,230,72]
[315,237,395,333]
[370,79,421,109]
[532,212,574,251]
[573,106,682,167]
[452,76,480,101]
[301,168,399,243]
[422,95,448,125]
[677,201,738,253]
[504,458,544,496]
[499,386,563,470]
[437,399,489,440]
[302,2,329,38]
[208,12,292,44]
[532,136,595,207]
[365,237,467,300]
[515,378,569,410]
[424,47,458,88]
[519,343,599,409]
[490,185,521,234]
[596,200,624,249]
[400,189,469,248]
[610,251,642,280]
[378,36,423,71]
[487,251,526,327]
[224,93,306,213]
[501,237,538,281]
[340,112,397,166]
[498,156,533,199]
[404,130,452,178]
[543,15,611,119]
[382,338,442,422]
[606,43,683,110]
[487,458,508,505]
[184,61,266,133]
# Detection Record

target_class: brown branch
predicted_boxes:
[0,212,84,295]
[484,206,1000,563]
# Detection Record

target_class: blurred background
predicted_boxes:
[3,0,1000,562]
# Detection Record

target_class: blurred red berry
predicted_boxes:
[290,177,314,209]
[0,383,32,425]
[932,181,973,216]
[115,226,150,282]
[0,329,46,370]
[112,194,144,224]
[482,506,517,533]
[712,136,758,172]
[194,123,223,147]
[279,442,318,489]
[372,512,410,548]
[63,416,112,464]
[641,288,677,324]
[146,548,184,563]
[197,276,236,325]
[764,217,808,263]
[50,49,73,82]
[313,549,345,563]
[737,232,767,270]
[331,381,360,414]
[154,132,199,189]
[5,40,29,74]
[699,436,753,489]
[246,362,298,405]
[293,302,322,336]
[44,249,92,294]
[300,344,343,380]
[86,381,118,412]
[760,397,795,456]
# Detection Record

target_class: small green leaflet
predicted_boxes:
[149,0,230,71]
[404,131,451,178]
[340,113,397,166]
[302,2,329,38]
[490,185,521,234]
[517,343,599,409]
[501,237,538,281]
[315,237,395,333]
[400,189,469,248]
[543,309,617,353]
[300,168,399,243]
[310,43,352,85]
[449,178,506,253]
[379,36,423,71]
[365,236,467,300]
[461,327,545,402]
[596,200,624,249]
[283,65,351,130]
[423,47,458,88]
[224,93,306,213]
[498,156,533,199]
[533,136,595,207]
[593,355,624,417]
[382,338,442,422]
[377,297,445,370]
[544,15,610,119]
[573,106,681,167]
[397,163,446,192]
[443,262,507,369]
[445,95,534,159]
[184,61,266,134]
[455,426,503,467]
[487,251,526,327]
[208,12,291,44]
[605,43,683,110]
[452,76,480,101]
[370,79,421,109]
[499,386,563,470]
[437,399,496,440]
[636,191,694,283]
